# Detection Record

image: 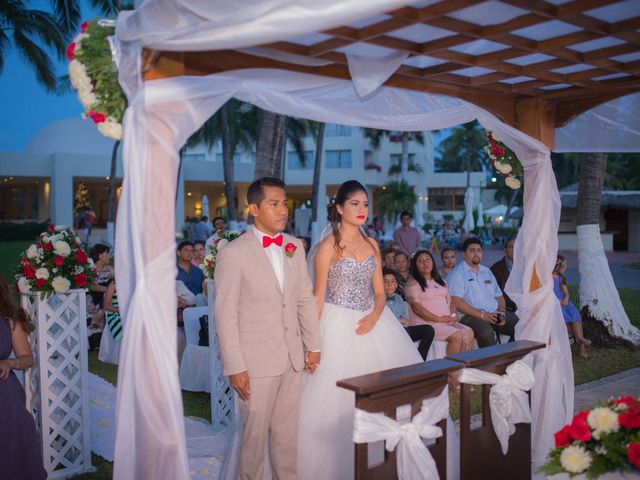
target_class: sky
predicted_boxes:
[0,1,102,152]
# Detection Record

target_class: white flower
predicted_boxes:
[97,117,122,140]
[216,239,229,251]
[560,445,592,474]
[204,254,214,263]
[18,277,31,293]
[587,407,619,437]
[227,230,241,237]
[27,244,39,259]
[505,176,521,189]
[41,234,50,243]
[54,225,66,232]
[595,445,607,455]
[53,240,71,257]
[35,268,50,280]
[74,265,85,275]
[78,88,97,109]
[87,258,95,269]
[37,248,44,257]
[52,268,58,273]
[51,276,71,294]
[494,161,513,174]
[491,132,501,142]
[68,60,92,91]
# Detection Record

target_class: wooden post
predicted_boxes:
[446,340,545,480]
[337,359,461,480]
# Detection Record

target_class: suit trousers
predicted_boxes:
[238,361,301,480]
[459,311,519,348]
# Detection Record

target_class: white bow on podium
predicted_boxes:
[352,388,448,480]
[458,356,535,455]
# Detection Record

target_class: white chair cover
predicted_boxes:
[458,356,535,455]
[179,306,211,393]
[98,323,120,365]
[194,293,207,307]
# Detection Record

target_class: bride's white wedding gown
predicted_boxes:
[297,255,427,479]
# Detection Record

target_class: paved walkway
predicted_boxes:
[574,367,640,412]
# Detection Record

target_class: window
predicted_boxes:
[427,188,465,211]
[325,150,352,169]
[182,153,206,162]
[389,153,416,165]
[288,150,314,170]
[325,123,352,137]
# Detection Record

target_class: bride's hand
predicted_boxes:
[356,313,378,335]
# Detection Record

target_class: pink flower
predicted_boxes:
[88,110,106,124]
[80,21,89,32]
[54,256,64,267]
[66,42,76,61]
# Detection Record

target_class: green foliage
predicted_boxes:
[74,21,127,122]
[377,180,417,223]
[388,162,423,176]
[435,121,489,172]
[552,152,640,190]
[0,222,48,241]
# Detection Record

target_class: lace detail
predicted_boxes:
[326,255,375,311]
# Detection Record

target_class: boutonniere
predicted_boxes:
[284,242,297,263]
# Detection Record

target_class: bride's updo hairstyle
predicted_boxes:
[327,180,369,256]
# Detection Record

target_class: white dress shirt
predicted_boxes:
[252,226,284,291]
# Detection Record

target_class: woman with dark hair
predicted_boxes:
[87,244,114,336]
[298,180,423,479]
[0,274,47,479]
[404,250,474,388]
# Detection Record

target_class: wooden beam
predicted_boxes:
[516,97,555,148]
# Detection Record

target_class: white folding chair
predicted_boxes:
[179,306,211,392]
[98,324,120,365]
[194,293,207,306]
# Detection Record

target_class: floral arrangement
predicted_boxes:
[484,132,523,190]
[15,226,96,295]
[201,230,243,278]
[540,395,640,478]
[67,20,126,140]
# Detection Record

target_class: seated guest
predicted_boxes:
[383,267,434,361]
[87,243,115,334]
[0,274,47,480]
[490,235,517,313]
[205,216,227,250]
[553,255,590,358]
[176,241,205,295]
[404,251,474,388]
[440,246,457,278]
[393,211,421,256]
[192,240,206,267]
[448,238,518,347]
[383,249,396,270]
[175,280,195,362]
[394,251,411,283]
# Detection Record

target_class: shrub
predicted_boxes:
[0,222,48,241]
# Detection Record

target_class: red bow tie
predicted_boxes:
[262,234,283,248]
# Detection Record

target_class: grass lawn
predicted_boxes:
[0,240,30,282]
[622,263,640,270]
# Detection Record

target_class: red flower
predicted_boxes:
[568,411,591,443]
[74,273,87,288]
[20,258,29,265]
[284,242,297,258]
[54,256,64,267]
[88,110,106,124]
[13,283,20,293]
[35,277,46,288]
[554,425,572,448]
[75,250,87,265]
[615,396,639,409]
[66,42,76,61]
[629,442,640,468]
[80,21,89,32]
[43,242,53,251]
[47,224,55,233]
[491,144,504,157]
[23,264,35,279]
[619,407,640,429]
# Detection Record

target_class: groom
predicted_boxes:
[215,177,321,479]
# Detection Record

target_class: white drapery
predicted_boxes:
[113,1,576,477]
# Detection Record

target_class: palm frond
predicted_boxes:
[49,0,81,36]
[13,30,57,91]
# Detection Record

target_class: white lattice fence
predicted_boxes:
[22,289,95,479]
[207,279,235,428]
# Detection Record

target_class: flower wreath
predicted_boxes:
[67,20,126,141]
[484,132,524,190]
[201,230,244,279]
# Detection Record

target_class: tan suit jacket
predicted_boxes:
[214,231,321,377]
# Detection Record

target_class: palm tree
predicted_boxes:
[435,121,488,186]
[185,99,257,221]
[576,153,640,346]
[307,121,326,223]
[376,180,417,225]
[254,110,285,179]
[362,128,425,181]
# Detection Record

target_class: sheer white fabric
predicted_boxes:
[113,2,577,476]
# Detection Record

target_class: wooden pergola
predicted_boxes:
[143,0,640,150]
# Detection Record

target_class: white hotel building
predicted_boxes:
[0,117,491,233]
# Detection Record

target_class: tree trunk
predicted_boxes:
[576,153,640,346]
[311,123,326,223]
[504,188,519,223]
[465,134,472,187]
[106,140,120,247]
[400,131,409,181]
[272,119,286,180]
[220,104,236,221]
[254,110,284,179]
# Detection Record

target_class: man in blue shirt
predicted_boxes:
[176,240,205,295]
[447,238,519,347]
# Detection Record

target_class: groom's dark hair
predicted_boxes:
[247,177,286,206]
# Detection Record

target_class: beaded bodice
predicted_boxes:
[326,255,375,312]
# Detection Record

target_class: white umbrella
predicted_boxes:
[476,197,484,228]
[201,194,210,219]
[462,187,475,232]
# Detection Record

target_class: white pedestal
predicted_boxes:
[21,289,95,479]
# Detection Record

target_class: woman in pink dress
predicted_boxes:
[404,250,474,388]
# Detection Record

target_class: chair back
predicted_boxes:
[183,306,209,346]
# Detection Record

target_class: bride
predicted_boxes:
[297,180,425,479]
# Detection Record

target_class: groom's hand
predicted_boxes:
[230,371,250,400]
[305,351,321,374]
